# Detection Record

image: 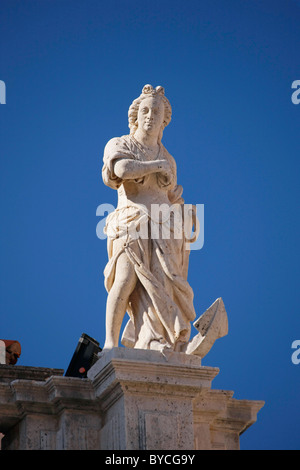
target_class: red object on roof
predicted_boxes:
[0,340,21,365]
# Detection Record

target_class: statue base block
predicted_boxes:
[87,348,264,450]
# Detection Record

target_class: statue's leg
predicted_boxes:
[103,251,137,349]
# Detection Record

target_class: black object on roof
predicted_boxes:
[65,333,101,378]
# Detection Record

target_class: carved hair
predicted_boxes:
[128,84,172,142]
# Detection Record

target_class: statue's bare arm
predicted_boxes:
[113,158,171,180]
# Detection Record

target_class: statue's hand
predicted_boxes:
[156,159,173,187]
[156,159,172,178]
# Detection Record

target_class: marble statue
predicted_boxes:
[101,84,228,357]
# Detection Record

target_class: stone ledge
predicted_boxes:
[0,353,264,450]
[0,364,64,383]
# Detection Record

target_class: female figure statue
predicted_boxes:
[102,84,196,352]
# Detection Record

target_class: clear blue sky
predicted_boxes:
[1,0,299,450]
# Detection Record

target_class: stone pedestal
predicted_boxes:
[87,348,218,450]
[87,348,264,450]
[0,350,264,450]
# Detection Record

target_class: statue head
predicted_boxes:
[128,84,172,142]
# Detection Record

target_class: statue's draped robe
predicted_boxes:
[102,135,196,351]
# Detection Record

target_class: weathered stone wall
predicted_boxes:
[0,350,264,450]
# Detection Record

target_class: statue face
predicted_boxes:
[137,97,165,137]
